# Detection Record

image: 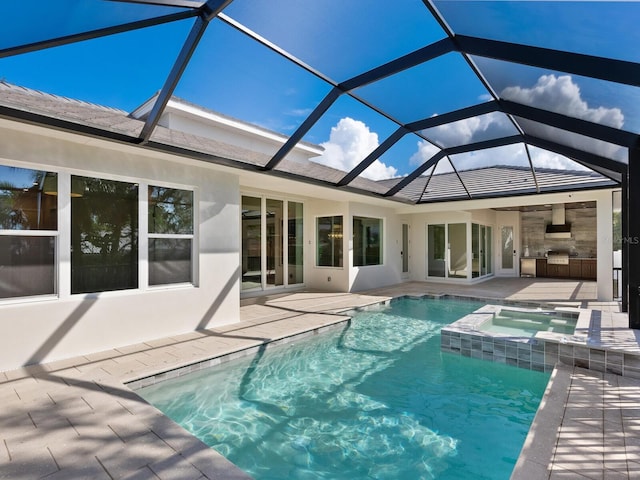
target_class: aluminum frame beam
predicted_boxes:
[138,0,233,143]
[0,11,197,59]
[384,151,446,197]
[455,35,640,88]
[500,100,639,148]
[628,145,640,328]
[263,87,342,170]
[524,135,625,180]
[337,127,409,186]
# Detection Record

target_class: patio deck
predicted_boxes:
[0,278,637,479]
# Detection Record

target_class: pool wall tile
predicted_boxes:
[441,303,640,378]
[607,352,623,365]
[623,367,640,379]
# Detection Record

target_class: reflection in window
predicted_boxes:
[0,166,57,230]
[149,238,191,285]
[0,165,57,298]
[353,216,382,266]
[149,187,193,234]
[148,186,193,286]
[0,235,55,298]
[71,176,138,294]
[317,216,343,267]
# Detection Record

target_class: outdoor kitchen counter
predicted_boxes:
[520,257,597,280]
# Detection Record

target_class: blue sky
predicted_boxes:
[0,0,637,180]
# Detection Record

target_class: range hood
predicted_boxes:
[545,204,572,239]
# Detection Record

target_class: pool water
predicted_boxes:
[138,298,550,480]
[480,309,577,336]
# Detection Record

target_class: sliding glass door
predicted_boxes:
[242,195,303,292]
[427,223,467,279]
[431,222,492,281]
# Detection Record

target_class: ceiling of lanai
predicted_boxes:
[0,0,637,204]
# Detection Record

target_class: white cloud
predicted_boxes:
[412,139,589,175]
[502,74,624,128]
[528,147,590,171]
[409,140,440,167]
[312,117,398,181]
[423,111,513,148]
[408,74,624,172]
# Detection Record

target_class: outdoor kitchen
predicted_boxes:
[520,202,597,280]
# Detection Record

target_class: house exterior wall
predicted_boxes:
[0,122,241,371]
[304,199,350,292]
[595,190,614,301]
[405,210,472,281]
[348,202,403,292]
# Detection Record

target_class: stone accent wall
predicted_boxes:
[521,207,597,258]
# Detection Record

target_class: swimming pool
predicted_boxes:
[138,297,550,480]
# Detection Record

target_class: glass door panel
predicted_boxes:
[447,223,467,278]
[402,224,409,274]
[266,199,283,287]
[480,225,487,276]
[287,201,303,285]
[501,226,514,270]
[472,223,480,278]
[241,196,262,291]
[486,227,493,274]
[427,224,446,277]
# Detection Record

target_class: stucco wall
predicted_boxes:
[348,202,403,292]
[0,123,241,371]
[304,199,350,292]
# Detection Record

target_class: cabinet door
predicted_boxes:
[536,259,547,277]
[582,260,597,280]
[569,259,582,279]
[557,265,570,278]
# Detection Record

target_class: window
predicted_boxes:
[317,216,343,267]
[148,186,193,286]
[353,216,382,266]
[71,176,138,294]
[0,166,57,298]
[241,195,262,290]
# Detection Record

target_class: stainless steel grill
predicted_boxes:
[547,253,569,265]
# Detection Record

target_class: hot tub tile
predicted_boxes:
[590,349,606,364]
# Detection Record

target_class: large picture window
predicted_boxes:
[353,216,382,266]
[317,216,343,267]
[71,176,138,294]
[0,166,57,298]
[148,186,194,286]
